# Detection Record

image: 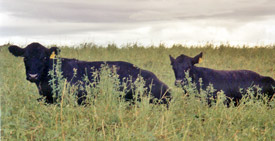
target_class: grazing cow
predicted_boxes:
[8,42,171,104]
[169,52,275,104]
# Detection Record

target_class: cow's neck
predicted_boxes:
[189,66,202,82]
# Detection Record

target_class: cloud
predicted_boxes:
[1,0,275,22]
[0,0,275,46]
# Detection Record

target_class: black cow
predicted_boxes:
[169,52,275,104]
[8,42,171,104]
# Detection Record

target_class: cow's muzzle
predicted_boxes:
[27,73,39,82]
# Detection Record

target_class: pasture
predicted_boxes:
[1,43,275,140]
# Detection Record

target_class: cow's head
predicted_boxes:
[169,52,203,86]
[8,42,60,82]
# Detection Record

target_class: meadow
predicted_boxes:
[1,43,275,140]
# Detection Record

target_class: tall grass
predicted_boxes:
[1,43,274,140]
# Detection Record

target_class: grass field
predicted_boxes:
[1,43,275,140]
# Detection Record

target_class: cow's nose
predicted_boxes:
[29,73,38,79]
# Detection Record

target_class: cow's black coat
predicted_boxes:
[9,43,171,104]
[169,52,275,104]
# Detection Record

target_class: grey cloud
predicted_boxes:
[1,0,275,23]
[0,21,143,36]
[0,0,138,23]
[1,0,275,45]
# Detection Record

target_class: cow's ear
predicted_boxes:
[8,45,25,57]
[48,47,60,57]
[192,52,203,65]
[169,55,175,65]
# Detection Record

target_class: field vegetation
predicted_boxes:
[1,43,274,140]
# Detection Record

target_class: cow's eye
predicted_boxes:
[24,58,27,61]
[43,57,47,61]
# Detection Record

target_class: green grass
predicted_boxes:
[1,43,275,140]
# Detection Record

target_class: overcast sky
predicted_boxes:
[1,0,275,47]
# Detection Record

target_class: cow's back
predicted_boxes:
[192,67,274,99]
[59,58,170,103]
[60,59,138,82]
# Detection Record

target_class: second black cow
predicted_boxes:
[9,43,171,104]
[169,52,275,104]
